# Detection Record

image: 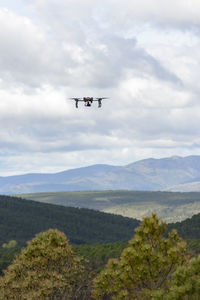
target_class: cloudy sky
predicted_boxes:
[0,0,200,175]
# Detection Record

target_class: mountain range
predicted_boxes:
[2,155,200,194]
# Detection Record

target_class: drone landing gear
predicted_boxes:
[98,99,102,108]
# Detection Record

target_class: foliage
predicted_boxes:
[0,194,139,246]
[168,213,200,239]
[0,215,200,299]
[18,190,200,223]
[0,240,19,275]
[1,238,199,277]
[74,241,128,272]
[2,194,200,248]
[0,245,20,275]
[93,214,187,300]
[186,239,200,255]
[164,254,200,300]
[74,241,128,262]
[0,229,90,300]
[2,240,17,248]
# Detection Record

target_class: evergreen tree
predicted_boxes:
[164,254,200,300]
[0,229,89,300]
[93,214,187,300]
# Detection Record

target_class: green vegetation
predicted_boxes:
[16,190,200,223]
[1,215,200,299]
[1,239,199,277]
[0,195,139,246]
[186,239,200,254]
[165,255,200,299]
[168,213,200,239]
[73,241,128,272]
[2,193,200,247]
[93,214,187,299]
[0,244,20,275]
[0,229,89,300]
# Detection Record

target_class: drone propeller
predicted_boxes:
[94,97,109,100]
[69,98,81,100]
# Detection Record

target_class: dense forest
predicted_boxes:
[0,195,140,246]
[1,194,200,246]
[168,213,200,239]
[1,238,200,276]
[1,194,200,278]
[1,215,200,299]
[16,190,200,223]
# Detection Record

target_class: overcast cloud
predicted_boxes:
[0,0,199,175]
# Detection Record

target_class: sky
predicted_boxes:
[0,0,200,175]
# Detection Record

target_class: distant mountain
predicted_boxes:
[3,155,200,193]
[165,181,200,192]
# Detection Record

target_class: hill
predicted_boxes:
[16,190,200,223]
[2,155,200,193]
[0,194,200,247]
[1,194,200,247]
[168,213,200,239]
[0,195,140,246]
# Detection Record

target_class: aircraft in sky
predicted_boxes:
[69,97,108,108]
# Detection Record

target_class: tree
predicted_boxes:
[0,241,20,275]
[0,229,89,300]
[164,254,200,300]
[2,240,17,249]
[93,214,187,300]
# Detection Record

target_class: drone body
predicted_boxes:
[69,97,108,108]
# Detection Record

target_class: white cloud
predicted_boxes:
[0,1,199,175]
[94,0,200,29]
[33,0,200,29]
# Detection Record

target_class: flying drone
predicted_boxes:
[69,97,108,108]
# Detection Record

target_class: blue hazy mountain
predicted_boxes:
[2,155,200,194]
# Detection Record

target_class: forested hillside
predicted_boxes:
[1,216,200,299]
[17,190,200,223]
[0,195,139,246]
[1,194,200,247]
[168,213,200,239]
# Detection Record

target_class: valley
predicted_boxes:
[15,190,200,223]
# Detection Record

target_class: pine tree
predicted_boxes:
[0,229,89,300]
[93,214,187,300]
[164,254,200,300]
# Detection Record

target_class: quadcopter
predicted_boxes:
[69,97,108,108]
